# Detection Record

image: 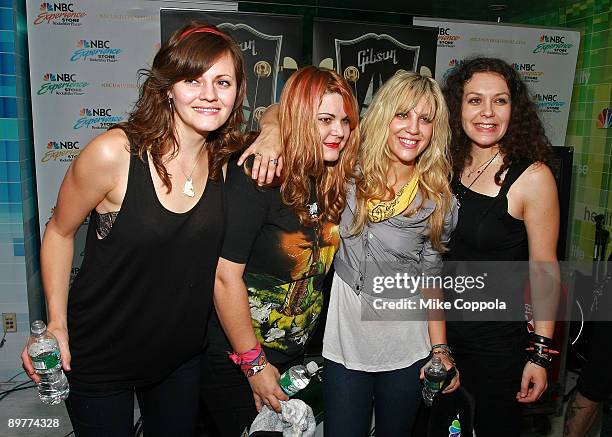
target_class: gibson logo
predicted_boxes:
[357,48,398,73]
[239,40,257,56]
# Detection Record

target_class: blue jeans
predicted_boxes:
[323,358,425,437]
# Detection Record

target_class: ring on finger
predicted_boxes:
[270,158,279,165]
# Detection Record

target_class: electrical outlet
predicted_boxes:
[2,313,16,332]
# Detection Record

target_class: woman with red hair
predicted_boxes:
[201,66,360,436]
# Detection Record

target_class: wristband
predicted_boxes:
[431,344,452,354]
[528,353,552,369]
[529,333,554,349]
[228,342,268,378]
[431,344,455,367]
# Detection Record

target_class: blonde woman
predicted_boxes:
[322,72,459,437]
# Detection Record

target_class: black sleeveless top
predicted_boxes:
[448,161,531,262]
[446,162,532,350]
[67,150,224,390]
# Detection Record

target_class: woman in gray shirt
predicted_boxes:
[322,71,459,437]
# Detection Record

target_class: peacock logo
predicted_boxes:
[597,108,612,129]
[449,417,461,437]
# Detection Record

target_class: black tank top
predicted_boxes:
[67,149,224,390]
[448,161,531,262]
[446,162,532,350]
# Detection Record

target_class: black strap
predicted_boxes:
[479,161,533,220]
[497,161,533,199]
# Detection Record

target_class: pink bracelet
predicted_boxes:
[228,342,268,377]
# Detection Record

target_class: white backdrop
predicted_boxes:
[413,17,580,148]
[27,0,237,280]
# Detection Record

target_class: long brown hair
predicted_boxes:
[277,66,360,225]
[116,21,246,189]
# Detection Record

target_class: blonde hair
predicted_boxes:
[278,66,360,225]
[351,71,453,251]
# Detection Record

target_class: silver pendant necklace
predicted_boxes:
[180,145,205,198]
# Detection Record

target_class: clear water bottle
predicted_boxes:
[27,320,69,405]
[422,356,447,407]
[278,361,319,396]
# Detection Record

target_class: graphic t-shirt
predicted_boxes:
[221,163,339,363]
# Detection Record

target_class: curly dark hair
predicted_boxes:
[442,57,552,185]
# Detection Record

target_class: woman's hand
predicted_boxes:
[439,354,460,394]
[238,104,283,186]
[21,322,71,383]
[517,361,547,403]
[238,131,283,186]
[419,354,460,394]
[247,363,289,412]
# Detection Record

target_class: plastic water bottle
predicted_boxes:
[27,320,69,405]
[278,361,319,396]
[422,356,447,407]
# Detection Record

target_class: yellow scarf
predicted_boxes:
[367,174,419,223]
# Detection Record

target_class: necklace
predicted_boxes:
[456,151,500,208]
[465,150,499,179]
[179,145,205,198]
[467,150,499,188]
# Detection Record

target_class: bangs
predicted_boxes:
[165,35,236,81]
[395,84,439,122]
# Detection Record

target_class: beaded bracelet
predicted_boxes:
[228,342,268,378]
[431,344,452,354]
[431,344,455,366]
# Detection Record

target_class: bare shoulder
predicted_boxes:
[80,128,130,164]
[72,129,131,176]
[516,162,557,199]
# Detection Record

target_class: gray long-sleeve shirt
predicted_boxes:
[334,182,458,298]
[323,182,458,371]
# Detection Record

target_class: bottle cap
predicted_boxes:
[30,320,47,336]
[306,361,319,375]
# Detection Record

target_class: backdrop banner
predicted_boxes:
[313,19,438,115]
[161,9,303,131]
[413,17,580,147]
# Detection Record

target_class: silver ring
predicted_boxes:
[270,158,279,165]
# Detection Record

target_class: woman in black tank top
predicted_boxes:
[442,58,560,436]
[19,22,277,437]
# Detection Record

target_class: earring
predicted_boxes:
[168,96,173,111]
